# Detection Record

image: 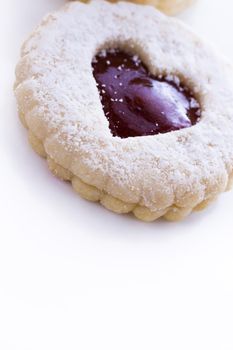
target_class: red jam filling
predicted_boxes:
[92,49,201,138]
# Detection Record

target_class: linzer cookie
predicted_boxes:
[14,0,233,221]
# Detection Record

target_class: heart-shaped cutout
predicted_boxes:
[92,49,201,138]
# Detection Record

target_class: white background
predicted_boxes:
[1,0,233,349]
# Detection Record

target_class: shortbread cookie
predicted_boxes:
[69,0,195,15]
[14,0,233,221]
[152,0,194,14]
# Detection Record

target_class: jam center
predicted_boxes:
[92,49,201,138]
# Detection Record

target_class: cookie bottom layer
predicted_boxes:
[27,129,228,222]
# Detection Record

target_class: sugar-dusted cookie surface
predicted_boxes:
[69,0,195,15]
[15,0,233,221]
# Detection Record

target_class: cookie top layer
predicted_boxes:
[15,0,233,211]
